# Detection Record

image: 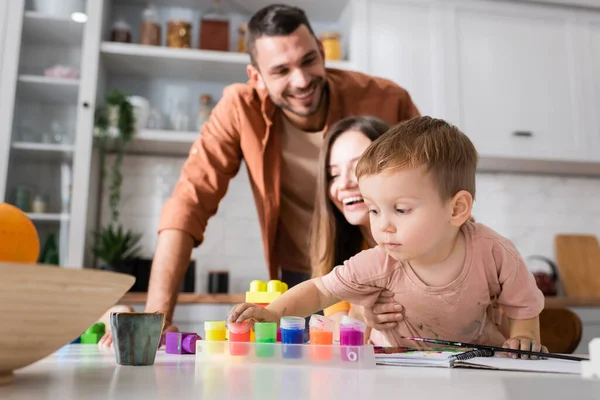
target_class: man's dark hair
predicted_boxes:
[246,4,316,66]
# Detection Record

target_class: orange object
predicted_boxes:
[0,203,40,263]
[319,31,342,61]
[309,331,334,361]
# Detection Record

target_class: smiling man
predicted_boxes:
[100,4,419,345]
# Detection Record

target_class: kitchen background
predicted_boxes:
[1,0,599,353]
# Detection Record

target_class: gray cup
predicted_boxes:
[110,312,165,366]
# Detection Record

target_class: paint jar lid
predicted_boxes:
[182,334,200,353]
[340,315,367,333]
[280,316,305,331]
[227,320,251,334]
[254,322,277,339]
[204,321,226,331]
[309,314,334,332]
[85,322,105,334]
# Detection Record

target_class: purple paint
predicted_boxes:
[165,332,201,354]
[339,316,366,362]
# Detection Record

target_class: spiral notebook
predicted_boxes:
[375,348,582,374]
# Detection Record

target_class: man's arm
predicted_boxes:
[151,87,244,321]
[144,229,195,327]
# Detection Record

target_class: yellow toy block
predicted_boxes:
[245,279,288,304]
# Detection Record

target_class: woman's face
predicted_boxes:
[328,130,373,227]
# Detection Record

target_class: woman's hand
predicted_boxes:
[363,290,404,330]
[502,336,548,360]
[228,303,280,324]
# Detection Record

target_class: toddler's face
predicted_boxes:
[358,166,455,263]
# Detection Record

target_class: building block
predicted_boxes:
[245,279,288,305]
[80,322,106,344]
[165,332,201,354]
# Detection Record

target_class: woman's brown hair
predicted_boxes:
[309,116,390,278]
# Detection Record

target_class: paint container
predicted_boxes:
[280,316,305,359]
[309,314,334,361]
[254,322,277,358]
[339,315,366,362]
[204,321,227,354]
[227,321,251,356]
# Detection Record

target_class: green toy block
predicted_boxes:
[80,322,106,344]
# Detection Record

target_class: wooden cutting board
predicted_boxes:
[554,234,600,297]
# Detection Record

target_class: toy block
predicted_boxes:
[165,332,201,354]
[80,322,106,344]
[245,279,288,305]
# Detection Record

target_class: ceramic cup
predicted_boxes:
[110,312,165,366]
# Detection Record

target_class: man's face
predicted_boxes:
[248,25,327,118]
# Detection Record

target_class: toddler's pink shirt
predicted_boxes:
[321,222,544,347]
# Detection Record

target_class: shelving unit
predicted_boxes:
[0,0,90,268]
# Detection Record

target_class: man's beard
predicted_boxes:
[273,77,326,117]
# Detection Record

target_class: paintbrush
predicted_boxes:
[403,337,588,362]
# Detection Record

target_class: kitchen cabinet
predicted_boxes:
[450,1,583,162]
[356,0,600,173]
[360,0,439,118]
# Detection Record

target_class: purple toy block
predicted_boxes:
[165,332,201,354]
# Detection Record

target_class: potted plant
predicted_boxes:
[92,89,142,272]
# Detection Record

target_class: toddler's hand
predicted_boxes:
[228,303,280,325]
[502,336,548,360]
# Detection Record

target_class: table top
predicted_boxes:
[1,345,599,400]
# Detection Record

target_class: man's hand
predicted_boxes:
[502,336,548,360]
[228,303,280,324]
[98,323,179,347]
[363,290,404,330]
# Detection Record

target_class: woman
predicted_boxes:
[309,116,390,339]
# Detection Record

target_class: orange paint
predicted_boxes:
[0,203,40,263]
[309,329,333,360]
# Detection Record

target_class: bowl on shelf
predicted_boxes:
[0,262,135,385]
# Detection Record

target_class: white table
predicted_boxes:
[0,345,598,399]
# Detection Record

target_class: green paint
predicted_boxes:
[417,323,423,330]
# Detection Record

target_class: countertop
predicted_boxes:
[119,293,600,308]
[1,345,599,399]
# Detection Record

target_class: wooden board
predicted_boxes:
[555,234,600,297]
[0,263,135,385]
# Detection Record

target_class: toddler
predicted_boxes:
[229,116,548,358]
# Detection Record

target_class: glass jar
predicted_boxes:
[140,4,161,46]
[167,20,192,48]
[196,94,213,130]
[199,0,229,51]
[237,23,247,53]
[32,194,48,214]
[111,17,132,43]
[319,31,342,61]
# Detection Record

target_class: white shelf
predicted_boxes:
[100,42,354,82]
[26,213,70,222]
[99,129,198,156]
[11,142,75,162]
[114,0,350,22]
[17,75,79,104]
[22,11,84,46]
[12,142,74,152]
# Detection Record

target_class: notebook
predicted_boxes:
[375,348,582,374]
